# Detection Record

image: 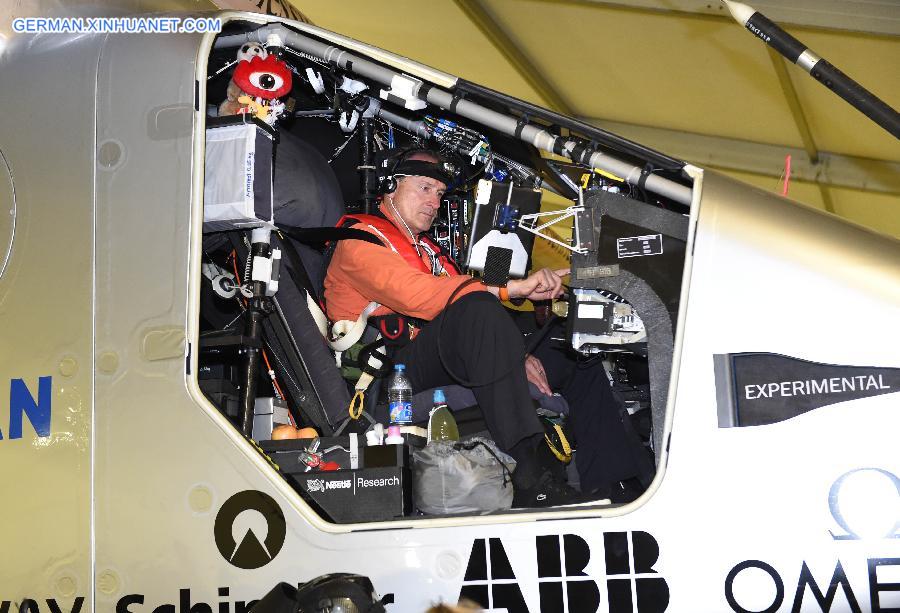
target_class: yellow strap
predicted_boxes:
[581,169,625,188]
[348,389,365,420]
[545,423,573,464]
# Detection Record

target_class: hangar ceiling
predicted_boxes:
[289,0,900,238]
[2,0,897,236]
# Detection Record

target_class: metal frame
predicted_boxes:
[764,48,836,212]
[452,0,576,115]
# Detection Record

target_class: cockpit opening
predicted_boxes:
[196,16,693,524]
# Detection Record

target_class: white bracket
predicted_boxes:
[517,206,588,255]
[516,187,590,255]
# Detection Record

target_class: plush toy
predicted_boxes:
[219,44,293,125]
[233,55,292,99]
[218,78,246,118]
[219,43,266,116]
[237,42,267,63]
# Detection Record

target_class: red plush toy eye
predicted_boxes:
[233,55,292,99]
[249,71,285,92]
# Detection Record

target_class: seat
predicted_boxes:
[265,130,351,431]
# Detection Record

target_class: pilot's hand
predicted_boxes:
[524,354,552,396]
[509,268,568,302]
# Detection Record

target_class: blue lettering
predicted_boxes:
[7,376,52,439]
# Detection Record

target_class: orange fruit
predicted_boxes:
[297,427,319,439]
[271,425,299,440]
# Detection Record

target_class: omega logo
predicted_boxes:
[725,468,900,613]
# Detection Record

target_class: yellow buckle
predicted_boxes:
[545,422,572,464]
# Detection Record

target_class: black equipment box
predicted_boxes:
[571,190,688,325]
[260,437,418,522]
[288,466,412,523]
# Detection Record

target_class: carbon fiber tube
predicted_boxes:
[807,59,900,139]
[240,302,264,438]
[723,1,900,139]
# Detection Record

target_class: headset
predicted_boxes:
[377,147,457,258]
[377,147,421,195]
[377,147,457,195]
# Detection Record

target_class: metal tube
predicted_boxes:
[358,118,378,213]
[215,25,693,205]
[239,298,264,438]
[238,235,271,438]
[376,107,430,138]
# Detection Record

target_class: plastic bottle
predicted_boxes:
[384,425,405,445]
[388,364,413,426]
[427,388,459,443]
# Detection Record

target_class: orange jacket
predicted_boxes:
[323,204,486,323]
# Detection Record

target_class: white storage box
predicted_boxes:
[203,116,274,231]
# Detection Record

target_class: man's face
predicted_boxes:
[389,175,447,234]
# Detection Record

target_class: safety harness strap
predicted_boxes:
[275,224,383,308]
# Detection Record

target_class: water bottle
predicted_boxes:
[388,364,413,426]
[427,388,459,443]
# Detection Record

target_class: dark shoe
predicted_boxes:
[512,471,594,509]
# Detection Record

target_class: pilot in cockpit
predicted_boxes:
[323,149,653,507]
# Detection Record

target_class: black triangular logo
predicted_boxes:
[231,528,271,569]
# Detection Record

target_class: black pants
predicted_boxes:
[394,292,544,452]
[395,292,653,494]
[529,328,654,494]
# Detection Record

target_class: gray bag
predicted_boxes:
[412,437,517,515]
